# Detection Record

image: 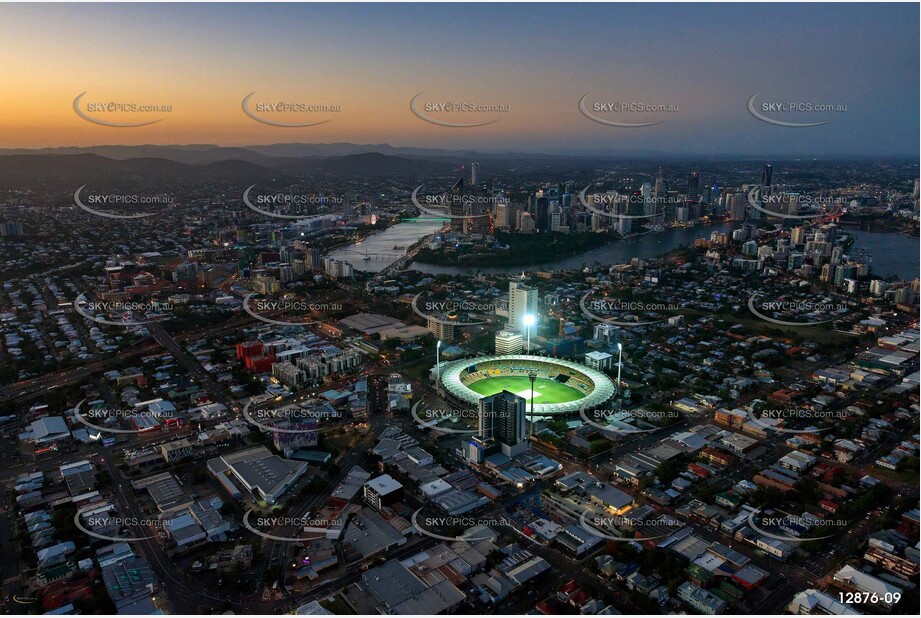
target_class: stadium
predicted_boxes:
[438,354,616,416]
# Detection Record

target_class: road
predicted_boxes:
[99,455,240,613]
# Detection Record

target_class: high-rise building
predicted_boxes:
[427,316,455,342]
[687,172,700,204]
[305,248,323,270]
[495,329,523,354]
[478,390,528,457]
[729,193,747,221]
[470,161,480,187]
[518,211,536,233]
[530,195,550,232]
[761,164,773,187]
[508,281,538,330]
[654,165,667,198]
[495,202,510,229]
[834,265,857,287]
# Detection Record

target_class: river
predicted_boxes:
[849,229,919,281]
[330,220,918,281]
[410,222,739,276]
[327,218,444,272]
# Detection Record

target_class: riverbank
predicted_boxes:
[411,221,739,275]
[413,230,619,267]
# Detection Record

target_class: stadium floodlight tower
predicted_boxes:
[527,368,538,436]
[523,313,536,355]
[616,342,623,397]
[436,340,442,384]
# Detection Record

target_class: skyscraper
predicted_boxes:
[470,161,480,187]
[654,165,667,199]
[478,390,528,457]
[687,172,700,204]
[761,164,773,188]
[508,281,538,330]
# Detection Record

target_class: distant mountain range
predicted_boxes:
[0,145,903,189]
[0,151,465,187]
[0,142,667,165]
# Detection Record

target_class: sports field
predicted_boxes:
[465,376,585,404]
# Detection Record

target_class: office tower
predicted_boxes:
[761,164,773,187]
[495,330,524,354]
[448,180,465,232]
[464,199,490,234]
[791,226,806,246]
[305,248,323,270]
[253,276,281,295]
[508,281,538,330]
[427,316,455,342]
[470,161,480,187]
[531,196,550,232]
[748,187,764,221]
[729,193,746,221]
[518,211,536,233]
[495,202,509,229]
[869,280,888,297]
[278,263,294,283]
[687,172,700,204]
[591,212,604,232]
[834,265,857,287]
[654,165,667,198]
[478,390,528,457]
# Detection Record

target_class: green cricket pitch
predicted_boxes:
[465,376,585,404]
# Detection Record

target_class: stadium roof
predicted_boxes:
[438,354,615,416]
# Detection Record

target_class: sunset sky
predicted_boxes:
[0,2,917,155]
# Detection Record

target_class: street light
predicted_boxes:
[523,313,536,354]
[436,340,442,385]
[527,369,538,437]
